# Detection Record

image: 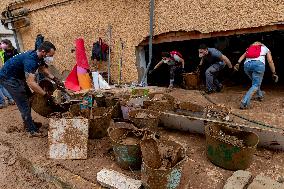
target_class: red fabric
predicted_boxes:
[64,65,80,91]
[246,45,262,58]
[75,38,90,69]
[170,51,183,58]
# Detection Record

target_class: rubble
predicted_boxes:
[97,168,142,189]
[223,170,252,189]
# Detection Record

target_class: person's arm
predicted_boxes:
[180,57,185,69]
[39,65,67,89]
[198,58,203,66]
[220,54,232,68]
[238,52,246,64]
[267,51,276,74]
[38,65,55,80]
[26,73,46,96]
[234,52,246,71]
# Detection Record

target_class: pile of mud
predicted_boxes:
[135,112,157,119]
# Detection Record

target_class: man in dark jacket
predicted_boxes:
[0,41,63,136]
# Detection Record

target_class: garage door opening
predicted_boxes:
[137,30,284,88]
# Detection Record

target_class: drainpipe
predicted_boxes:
[140,0,154,86]
[12,29,21,52]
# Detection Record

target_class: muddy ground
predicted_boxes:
[0,86,283,189]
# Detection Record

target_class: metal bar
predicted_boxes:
[140,0,154,86]
[108,24,112,84]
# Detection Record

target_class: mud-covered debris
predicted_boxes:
[135,112,156,119]
[209,128,244,147]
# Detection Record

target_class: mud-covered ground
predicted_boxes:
[0,86,283,189]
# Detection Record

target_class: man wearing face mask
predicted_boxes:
[150,52,185,88]
[198,44,232,94]
[0,41,63,136]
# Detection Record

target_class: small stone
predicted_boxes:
[223,170,252,189]
[97,168,142,189]
[248,175,284,189]
[278,177,284,183]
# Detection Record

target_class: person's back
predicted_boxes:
[244,42,269,65]
[0,50,40,80]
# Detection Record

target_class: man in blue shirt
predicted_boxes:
[0,41,62,136]
[198,44,232,94]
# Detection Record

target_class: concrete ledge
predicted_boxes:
[19,156,99,189]
[223,170,252,189]
[248,175,284,189]
[97,168,142,189]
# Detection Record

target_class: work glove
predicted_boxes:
[272,73,279,83]
[234,63,240,72]
[148,70,154,75]
[53,77,65,90]
[44,93,56,106]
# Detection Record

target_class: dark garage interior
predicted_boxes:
[145,30,284,88]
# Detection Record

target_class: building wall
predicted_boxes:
[1,0,283,82]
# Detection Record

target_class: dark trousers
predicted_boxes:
[170,65,183,86]
[0,77,38,133]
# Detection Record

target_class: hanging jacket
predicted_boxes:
[91,38,109,61]
[35,34,44,50]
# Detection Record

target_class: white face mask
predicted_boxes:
[44,56,54,64]
[1,43,8,50]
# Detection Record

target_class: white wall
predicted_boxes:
[0,24,17,48]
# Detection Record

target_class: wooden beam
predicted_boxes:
[139,24,284,46]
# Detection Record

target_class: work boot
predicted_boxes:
[216,85,223,93]
[240,103,248,110]
[251,96,263,102]
[27,131,44,138]
[8,100,15,105]
[34,121,43,129]
[204,89,214,94]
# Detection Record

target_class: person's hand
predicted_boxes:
[53,77,65,90]
[234,63,240,71]
[272,73,279,83]
[148,70,154,75]
[44,93,55,106]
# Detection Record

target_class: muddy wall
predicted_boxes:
[0,0,283,83]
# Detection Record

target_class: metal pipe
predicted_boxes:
[12,29,21,52]
[108,24,112,84]
[140,0,154,86]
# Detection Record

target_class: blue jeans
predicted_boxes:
[0,85,14,105]
[0,77,38,133]
[241,60,265,107]
[205,62,225,91]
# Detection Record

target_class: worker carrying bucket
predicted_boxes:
[0,41,67,137]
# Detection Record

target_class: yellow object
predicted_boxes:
[78,73,92,90]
